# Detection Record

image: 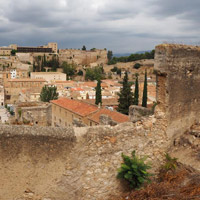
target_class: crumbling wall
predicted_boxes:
[99,114,118,126]
[0,118,168,200]
[129,105,153,122]
[15,103,52,126]
[155,44,200,138]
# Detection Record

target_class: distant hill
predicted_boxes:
[114,50,152,58]
[113,53,131,57]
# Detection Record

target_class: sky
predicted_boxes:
[0,0,199,53]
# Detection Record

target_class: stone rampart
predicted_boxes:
[155,44,200,138]
[0,118,168,200]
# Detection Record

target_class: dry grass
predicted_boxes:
[111,164,200,200]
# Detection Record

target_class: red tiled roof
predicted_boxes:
[80,81,108,88]
[71,87,84,91]
[83,98,118,106]
[51,97,98,117]
[88,108,129,124]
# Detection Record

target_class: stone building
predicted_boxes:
[58,49,107,65]
[15,102,52,126]
[51,97,99,127]
[88,108,129,126]
[44,42,58,53]
[0,47,12,56]
[31,72,66,83]
[4,78,46,104]
[51,97,129,127]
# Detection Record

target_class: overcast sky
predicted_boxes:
[0,0,199,53]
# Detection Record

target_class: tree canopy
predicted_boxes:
[85,66,105,81]
[108,50,155,65]
[142,70,148,107]
[95,79,102,105]
[117,71,134,115]
[40,85,59,102]
[62,62,76,80]
[82,45,86,51]
[133,74,139,105]
[107,50,113,61]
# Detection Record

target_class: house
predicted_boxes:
[51,97,98,127]
[31,72,66,83]
[4,78,46,104]
[88,108,129,126]
[51,97,129,127]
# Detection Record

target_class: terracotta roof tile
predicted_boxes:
[51,97,98,117]
[88,108,129,124]
[83,98,118,106]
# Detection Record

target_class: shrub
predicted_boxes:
[117,151,152,189]
[134,63,141,69]
[162,153,178,172]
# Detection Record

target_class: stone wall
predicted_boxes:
[0,117,169,200]
[15,103,52,126]
[58,49,108,66]
[155,44,200,138]
[129,105,153,122]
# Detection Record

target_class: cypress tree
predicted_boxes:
[95,79,102,105]
[133,74,139,105]
[117,71,134,115]
[142,70,148,107]
[43,54,47,66]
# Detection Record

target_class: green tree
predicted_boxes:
[62,62,76,80]
[117,71,134,115]
[43,54,47,66]
[107,50,113,61]
[82,45,86,51]
[40,85,58,102]
[77,69,83,76]
[133,74,139,105]
[85,66,105,81]
[33,62,36,72]
[134,63,141,69]
[46,55,59,71]
[142,70,148,107]
[11,49,17,56]
[95,79,102,105]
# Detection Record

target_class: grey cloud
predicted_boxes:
[153,0,200,22]
[0,0,199,53]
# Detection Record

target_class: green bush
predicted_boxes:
[134,63,141,69]
[162,153,178,171]
[117,151,152,189]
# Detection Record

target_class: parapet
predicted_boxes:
[155,44,200,138]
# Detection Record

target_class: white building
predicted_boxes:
[31,72,66,83]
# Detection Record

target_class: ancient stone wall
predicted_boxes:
[0,118,168,200]
[15,103,52,126]
[155,44,200,138]
[58,49,107,65]
[129,105,153,122]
